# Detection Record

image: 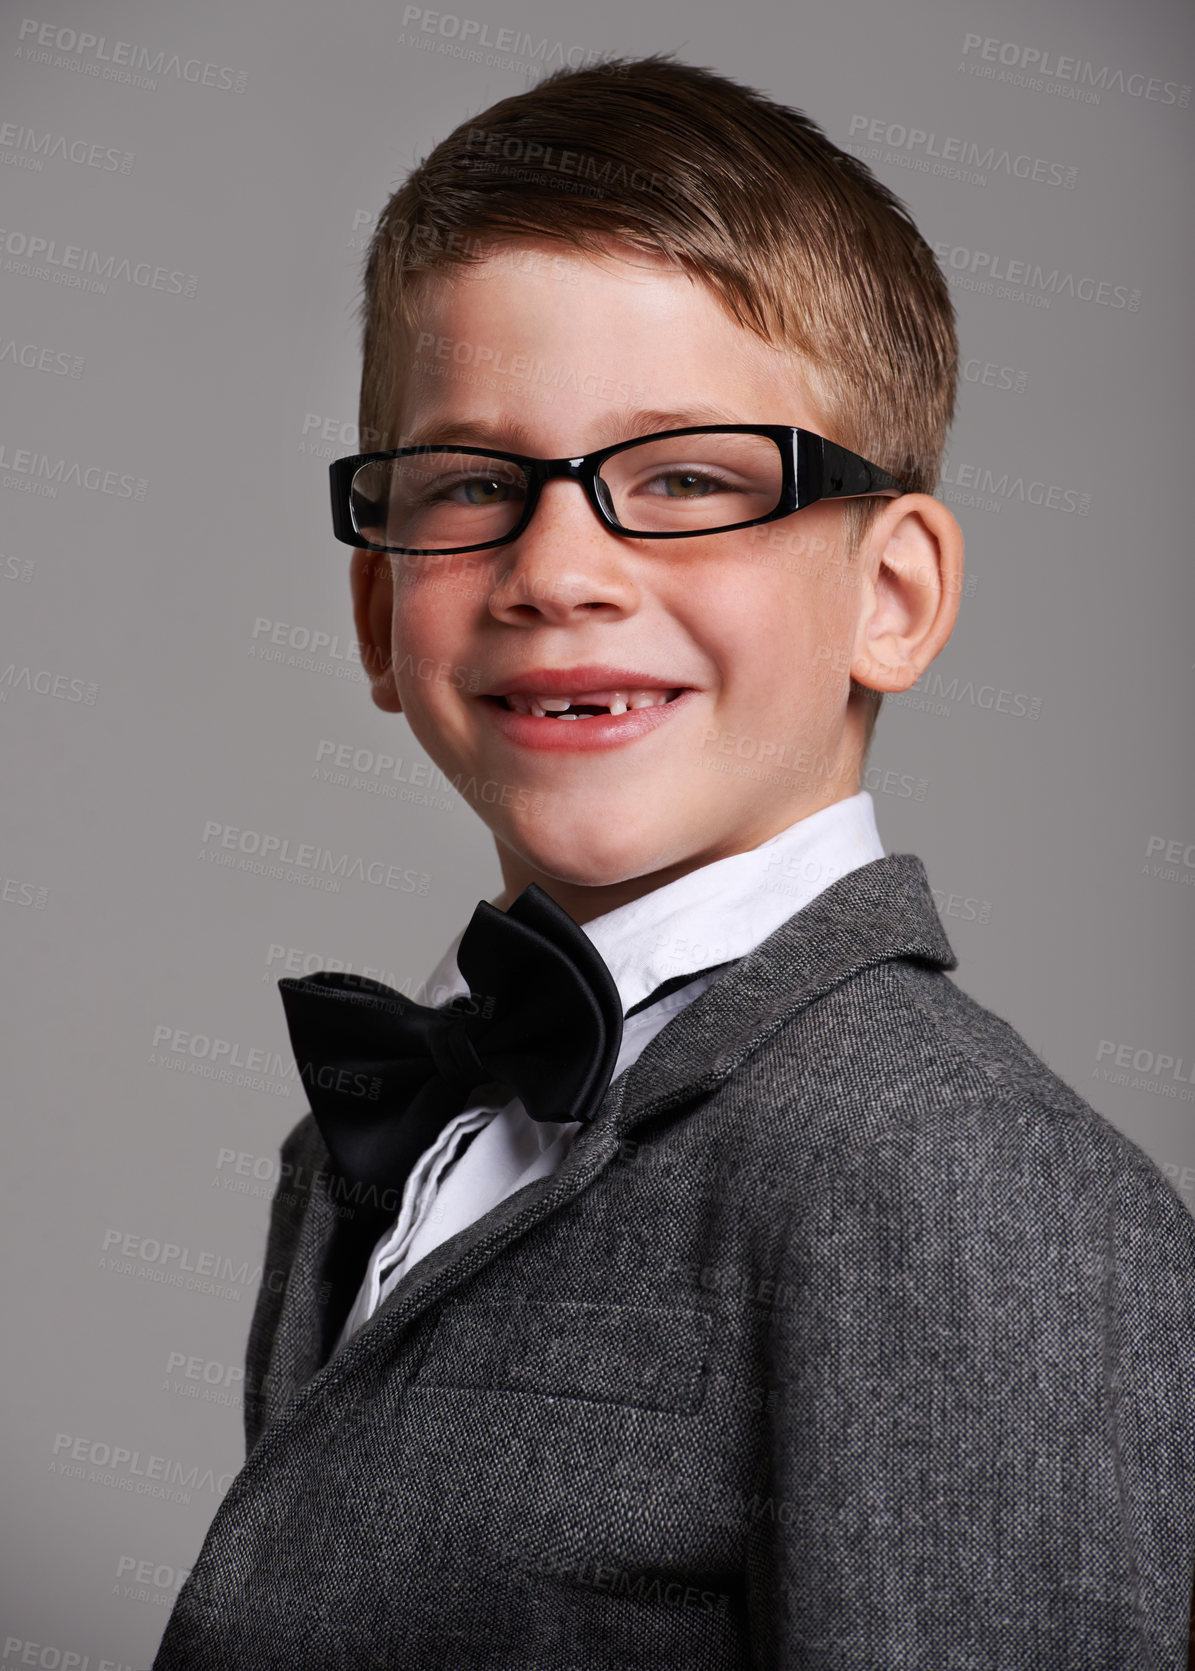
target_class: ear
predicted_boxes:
[349,548,402,713]
[849,495,964,695]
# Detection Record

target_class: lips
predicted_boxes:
[477,670,698,752]
[483,665,687,698]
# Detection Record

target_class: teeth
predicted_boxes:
[501,687,679,716]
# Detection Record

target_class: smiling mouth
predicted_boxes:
[485,688,685,719]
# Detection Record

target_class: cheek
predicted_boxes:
[391,573,490,716]
[696,568,854,717]
[393,571,469,656]
[695,568,825,668]
[387,599,439,713]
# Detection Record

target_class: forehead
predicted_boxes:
[395,239,825,445]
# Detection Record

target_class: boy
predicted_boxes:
[154,56,1195,1668]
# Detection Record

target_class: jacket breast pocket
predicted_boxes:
[414,1298,713,1415]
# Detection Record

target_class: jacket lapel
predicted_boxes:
[617,848,958,1105]
[256,851,956,1439]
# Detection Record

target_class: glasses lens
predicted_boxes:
[350,452,528,552]
[598,432,783,533]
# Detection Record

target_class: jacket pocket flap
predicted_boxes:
[415,1299,713,1414]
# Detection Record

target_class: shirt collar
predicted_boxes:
[423,790,885,1017]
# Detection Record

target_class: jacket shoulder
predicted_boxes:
[753,955,1186,1200]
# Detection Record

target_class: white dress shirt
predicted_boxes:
[333,790,885,1351]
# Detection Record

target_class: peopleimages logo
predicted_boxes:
[0,227,197,296]
[50,1430,235,1498]
[1142,833,1195,887]
[413,331,647,405]
[114,1551,191,1606]
[0,662,98,703]
[398,7,622,75]
[0,337,84,376]
[0,440,146,499]
[16,18,249,93]
[892,670,1042,722]
[0,122,133,174]
[930,240,1140,313]
[2,1639,132,1671]
[2,874,48,908]
[1093,1039,1195,1103]
[960,32,1190,107]
[148,1022,297,1098]
[847,115,1076,188]
[198,819,433,895]
[938,457,1091,516]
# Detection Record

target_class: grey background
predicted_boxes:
[1,0,1191,1660]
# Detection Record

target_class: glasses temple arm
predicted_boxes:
[817,438,907,500]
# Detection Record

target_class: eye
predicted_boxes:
[420,473,519,506]
[457,476,513,505]
[645,470,730,499]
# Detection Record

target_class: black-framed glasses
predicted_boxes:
[329,425,908,558]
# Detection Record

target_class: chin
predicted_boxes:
[500,817,674,892]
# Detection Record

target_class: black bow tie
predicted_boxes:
[277,883,624,1199]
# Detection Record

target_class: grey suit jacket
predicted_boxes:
[153,853,1195,1669]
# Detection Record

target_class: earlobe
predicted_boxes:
[850,495,964,696]
[349,548,402,714]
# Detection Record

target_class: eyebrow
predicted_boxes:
[400,404,747,454]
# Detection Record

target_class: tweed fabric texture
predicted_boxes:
[154,853,1195,1669]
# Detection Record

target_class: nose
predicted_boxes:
[485,476,641,626]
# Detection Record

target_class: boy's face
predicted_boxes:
[352,241,959,916]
